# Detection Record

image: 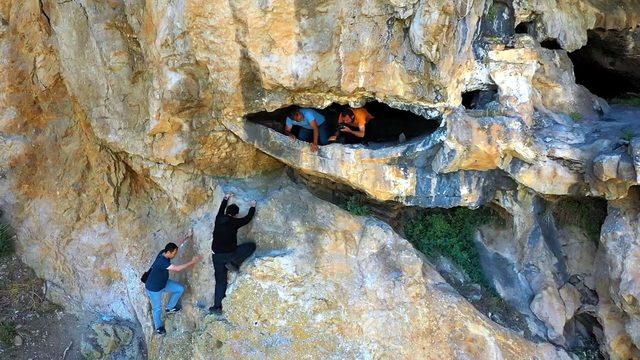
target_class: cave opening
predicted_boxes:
[481,1,515,39]
[568,29,640,99]
[552,196,607,248]
[462,86,499,110]
[244,101,441,147]
[514,21,535,35]
[540,39,562,50]
[564,313,604,359]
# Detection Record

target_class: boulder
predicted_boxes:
[596,187,640,358]
[149,186,570,359]
[81,322,139,360]
[530,285,569,344]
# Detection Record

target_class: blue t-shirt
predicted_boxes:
[145,251,171,292]
[285,108,325,130]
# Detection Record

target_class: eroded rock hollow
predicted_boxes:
[1,0,640,358]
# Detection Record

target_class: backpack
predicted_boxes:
[140,267,151,283]
[141,254,157,283]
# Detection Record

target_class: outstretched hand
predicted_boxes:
[250,200,257,207]
[179,229,192,246]
[224,192,235,200]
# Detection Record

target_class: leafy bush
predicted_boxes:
[485,5,499,21]
[621,129,635,142]
[611,96,640,107]
[572,345,602,360]
[570,112,583,122]
[0,221,13,257]
[404,207,502,287]
[553,198,606,245]
[342,195,371,216]
[0,320,16,347]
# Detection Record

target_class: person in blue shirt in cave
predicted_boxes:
[284,107,331,152]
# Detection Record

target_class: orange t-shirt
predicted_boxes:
[352,108,373,127]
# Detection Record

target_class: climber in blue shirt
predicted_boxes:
[144,239,202,335]
[284,107,331,152]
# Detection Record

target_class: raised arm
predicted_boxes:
[235,201,257,227]
[217,193,233,217]
[167,255,203,272]
[178,229,192,247]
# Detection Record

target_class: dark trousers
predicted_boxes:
[212,242,256,308]
[335,131,364,144]
[298,122,331,145]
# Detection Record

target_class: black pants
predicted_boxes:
[212,242,256,309]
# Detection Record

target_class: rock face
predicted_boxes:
[1,0,640,359]
[148,185,569,360]
[81,322,141,360]
[596,187,640,359]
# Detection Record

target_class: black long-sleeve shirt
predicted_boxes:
[211,198,255,253]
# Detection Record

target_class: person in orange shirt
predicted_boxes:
[328,107,375,144]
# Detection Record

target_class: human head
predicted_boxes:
[338,108,355,124]
[289,109,303,122]
[225,204,240,217]
[163,242,179,259]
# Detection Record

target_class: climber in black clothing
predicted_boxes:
[209,192,257,315]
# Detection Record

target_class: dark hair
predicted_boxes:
[164,242,178,253]
[289,106,301,119]
[340,108,355,119]
[226,204,240,216]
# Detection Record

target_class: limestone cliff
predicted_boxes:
[1,0,640,359]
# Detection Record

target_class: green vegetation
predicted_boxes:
[342,195,371,216]
[0,221,13,257]
[404,207,502,287]
[572,346,602,360]
[485,5,499,21]
[0,320,16,347]
[621,129,635,142]
[570,112,583,122]
[553,198,606,244]
[483,35,503,44]
[611,96,640,107]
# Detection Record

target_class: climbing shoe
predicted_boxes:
[166,306,182,314]
[208,306,223,316]
[156,326,166,335]
[225,262,239,272]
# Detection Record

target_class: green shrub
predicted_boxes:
[0,320,16,347]
[553,198,606,244]
[611,97,640,107]
[570,112,583,122]
[572,346,602,360]
[621,129,635,142]
[485,5,498,21]
[0,222,13,257]
[404,207,501,287]
[342,195,371,216]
